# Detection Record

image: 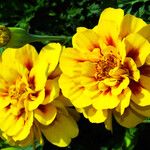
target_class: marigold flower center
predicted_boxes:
[9,83,26,100]
[95,54,119,80]
[8,75,36,107]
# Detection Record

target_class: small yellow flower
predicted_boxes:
[0,43,78,147]
[59,8,150,130]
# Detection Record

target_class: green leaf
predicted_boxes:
[123,128,138,150]
[1,148,23,150]
[143,118,150,123]
[87,3,100,17]
[1,144,43,150]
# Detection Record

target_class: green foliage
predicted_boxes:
[123,128,138,150]
[0,0,149,37]
[118,0,150,23]
[1,145,42,150]
[0,47,5,54]
[0,140,43,150]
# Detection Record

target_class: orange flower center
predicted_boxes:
[7,75,37,108]
[95,54,119,80]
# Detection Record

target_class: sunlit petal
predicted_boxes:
[34,104,57,125]
[114,107,145,128]
[41,112,79,147]
[120,14,146,38]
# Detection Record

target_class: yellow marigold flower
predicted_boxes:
[59,8,150,130]
[0,43,78,147]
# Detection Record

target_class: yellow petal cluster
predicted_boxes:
[0,43,78,147]
[59,8,150,130]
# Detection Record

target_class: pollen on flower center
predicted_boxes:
[95,54,119,80]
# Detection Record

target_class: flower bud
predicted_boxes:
[6,27,33,48]
[0,26,71,48]
[0,26,10,47]
[0,26,34,48]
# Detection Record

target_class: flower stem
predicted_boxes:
[32,130,36,150]
[29,34,72,43]
[33,142,36,150]
[2,27,72,48]
[123,128,138,150]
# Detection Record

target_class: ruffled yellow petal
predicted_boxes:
[114,107,145,128]
[55,95,73,107]
[72,29,99,51]
[124,33,150,67]
[41,112,79,147]
[6,115,24,136]
[29,61,49,91]
[60,47,85,63]
[82,106,108,123]
[59,48,83,77]
[140,75,150,91]
[0,107,11,126]
[1,47,16,66]
[95,8,124,45]
[27,89,45,111]
[51,100,69,115]
[115,87,131,115]
[93,91,120,109]
[42,77,60,105]
[76,27,88,32]
[129,80,150,106]
[18,128,34,147]
[98,81,108,91]
[59,74,92,108]
[124,57,140,81]
[0,64,20,83]
[120,14,146,38]
[0,114,16,132]
[0,97,10,109]
[81,76,98,91]
[80,61,97,77]
[67,108,80,122]
[102,78,118,87]
[61,61,97,78]
[2,44,38,71]
[15,44,38,70]
[145,55,150,65]
[39,43,62,75]
[139,64,150,77]
[111,77,129,96]
[130,101,150,117]
[34,104,57,126]
[95,20,119,46]
[104,110,112,131]
[99,8,124,28]
[117,40,126,64]
[60,47,101,77]
[13,111,33,141]
[138,24,150,42]
[49,66,62,79]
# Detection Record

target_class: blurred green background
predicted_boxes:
[0,0,150,150]
[0,0,149,38]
